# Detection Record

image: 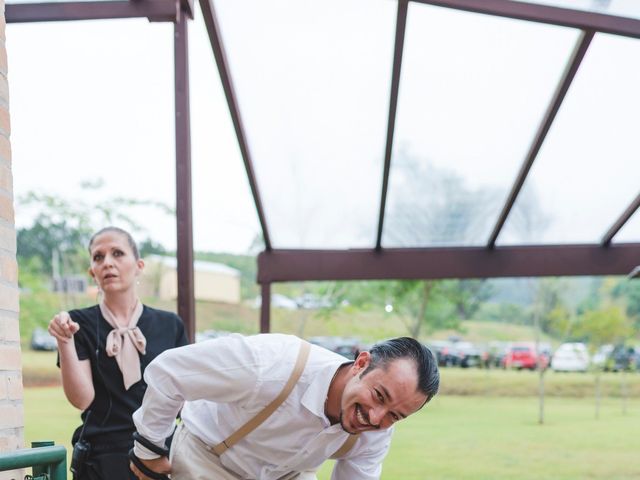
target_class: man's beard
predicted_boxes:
[339,409,358,435]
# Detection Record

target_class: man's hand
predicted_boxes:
[130,456,171,480]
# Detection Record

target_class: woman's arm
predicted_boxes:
[49,311,95,410]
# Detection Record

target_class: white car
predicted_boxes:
[551,342,590,372]
[592,344,614,368]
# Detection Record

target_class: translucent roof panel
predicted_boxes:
[212,0,397,249]
[189,7,261,254]
[499,33,640,245]
[613,208,640,243]
[517,0,640,21]
[383,3,579,247]
[9,20,178,248]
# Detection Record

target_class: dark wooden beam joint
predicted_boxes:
[6,0,180,23]
[181,0,195,19]
[601,192,640,246]
[257,244,640,283]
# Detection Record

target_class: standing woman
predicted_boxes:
[48,227,188,480]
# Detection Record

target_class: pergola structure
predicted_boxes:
[7,0,640,339]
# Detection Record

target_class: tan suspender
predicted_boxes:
[330,432,359,459]
[211,340,311,456]
[210,339,359,459]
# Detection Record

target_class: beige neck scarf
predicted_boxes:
[99,300,146,390]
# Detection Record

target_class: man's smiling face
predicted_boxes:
[338,353,427,434]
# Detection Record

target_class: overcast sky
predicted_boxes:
[6,0,640,253]
[8,10,259,254]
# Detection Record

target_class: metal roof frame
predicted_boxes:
[244,0,640,330]
[7,0,198,341]
[6,0,640,335]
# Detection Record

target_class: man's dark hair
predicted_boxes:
[362,337,439,404]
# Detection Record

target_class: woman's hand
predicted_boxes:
[48,311,80,344]
[50,310,95,409]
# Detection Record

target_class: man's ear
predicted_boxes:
[353,351,371,374]
[136,259,145,273]
[88,267,95,280]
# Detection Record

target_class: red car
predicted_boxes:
[502,343,549,370]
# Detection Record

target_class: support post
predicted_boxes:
[260,283,271,333]
[174,7,195,342]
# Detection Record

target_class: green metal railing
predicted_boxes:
[0,441,67,480]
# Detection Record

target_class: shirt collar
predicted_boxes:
[301,361,351,426]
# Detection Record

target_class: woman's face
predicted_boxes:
[88,231,144,295]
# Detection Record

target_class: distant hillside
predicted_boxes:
[486,276,605,310]
[430,320,555,345]
[145,298,554,346]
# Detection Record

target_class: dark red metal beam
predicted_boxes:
[174,7,195,343]
[602,192,640,246]
[260,283,271,333]
[487,30,594,248]
[376,0,408,250]
[5,0,179,23]
[412,0,640,39]
[198,0,272,250]
[257,244,640,283]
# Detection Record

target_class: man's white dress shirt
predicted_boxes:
[132,333,392,480]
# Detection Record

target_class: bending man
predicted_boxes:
[131,333,439,480]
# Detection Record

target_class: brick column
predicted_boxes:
[0,2,24,479]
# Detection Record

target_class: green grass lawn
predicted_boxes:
[24,386,640,480]
[318,395,640,479]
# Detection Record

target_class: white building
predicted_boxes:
[140,255,241,304]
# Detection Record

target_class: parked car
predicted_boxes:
[427,340,455,367]
[308,336,364,360]
[30,328,57,351]
[502,342,548,370]
[592,344,614,369]
[450,341,482,368]
[486,341,511,368]
[606,344,640,372]
[551,342,590,372]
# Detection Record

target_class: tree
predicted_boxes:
[574,305,633,346]
[383,280,459,338]
[476,301,530,325]
[446,279,494,320]
[611,278,640,331]
[574,305,633,419]
[379,149,550,339]
[16,182,175,342]
[532,277,571,336]
[529,277,571,425]
[17,218,90,277]
[379,153,504,337]
[16,181,174,280]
